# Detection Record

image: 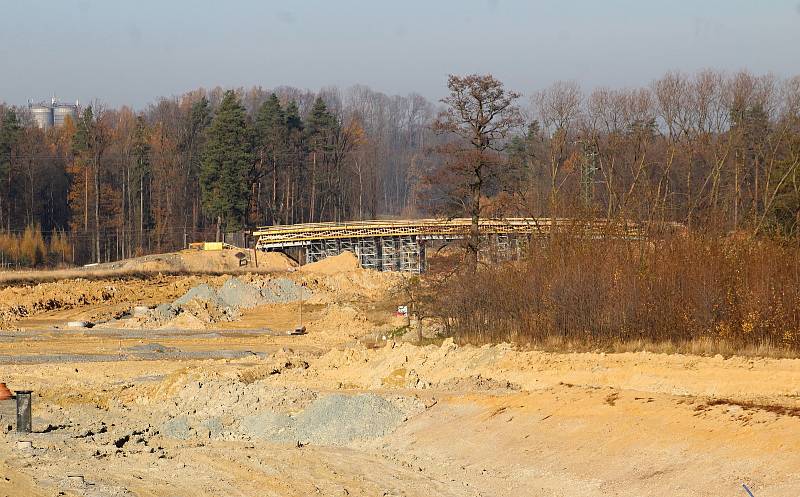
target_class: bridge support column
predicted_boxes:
[356,237,379,270]
[381,237,400,272]
[324,238,339,257]
[291,234,425,273]
[399,236,423,274]
[339,238,354,255]
[307,240,325,263]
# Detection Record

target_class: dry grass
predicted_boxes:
[423,234,800,357]
[695,398,800,418]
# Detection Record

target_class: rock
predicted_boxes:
[66,321,92,328]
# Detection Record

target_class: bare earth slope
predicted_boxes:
[0,259,798,496]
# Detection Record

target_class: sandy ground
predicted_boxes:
[1,253,799,496]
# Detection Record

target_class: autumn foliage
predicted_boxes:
[424,233,800,355]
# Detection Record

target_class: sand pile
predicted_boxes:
[300,251,360,275]
[301,270,405,304]
[307,339,514,391]
[96,248,297,273]
[307,304,371,338]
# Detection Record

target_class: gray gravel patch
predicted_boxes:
[219,278,265,308]
[260,278,312,303]
[161,416,191,440]
[240,411,296,443]
[125,343,178,354]
[173,284,225,307]
[153,303,177,320]
[240,393,407,445]
[0,349,264,364]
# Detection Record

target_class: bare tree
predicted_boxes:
[432,74,523,270]
[533,81,583,211]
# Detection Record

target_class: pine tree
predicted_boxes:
[131,115,151,250]
[305,97,338,221]
[69,107,94,252]
[285,101,303,133]
[0,109,21,231]
[200,90,254,237]
[284,101,304,224]
[254,93,287,224]
[182,96,212,235]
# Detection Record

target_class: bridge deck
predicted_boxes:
[253,217,642,249]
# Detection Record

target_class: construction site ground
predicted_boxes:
[0,251,799,496]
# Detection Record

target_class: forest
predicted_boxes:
[0,69,798,266]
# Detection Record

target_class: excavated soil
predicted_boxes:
[299,251,360,274]
[98,248,297,273]
[1,253,799,496]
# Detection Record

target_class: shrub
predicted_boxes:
[18,224,47,266]
[424,234,800,356]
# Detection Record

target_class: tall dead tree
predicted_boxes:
[432,74,523,270]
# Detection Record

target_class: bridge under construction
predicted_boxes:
[253,218,644,273]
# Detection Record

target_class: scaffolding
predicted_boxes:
[381,237,400,272]
[399,236,422,273]
[357,238,379,270]
[307,240,325,263]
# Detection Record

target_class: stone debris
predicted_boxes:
[107,277,313,329]
[160,390,417,446]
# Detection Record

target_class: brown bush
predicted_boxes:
[0,226,69,268]
[425,234,800,356]
[19,225,47,266]
[49,229,72,264]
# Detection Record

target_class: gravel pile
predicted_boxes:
[173,284,226,308]
[260,278,312,304]
[295,394,406,445]
[241,393,407,445]
[158,383,416,446]
[112,276,313,329]
[174,277,311,310]
[218,278,266,308]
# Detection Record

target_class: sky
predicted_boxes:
[1,0,798,109]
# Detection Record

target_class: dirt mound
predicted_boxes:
[157,379,421,446]
[300,251,360,274]
[307,304,370,339]
[300,270,405,304]
[254,251,299,271]
[179,249,296,272]
[0,278,169,329]
[97,248,297,273]
[106,276,313,330]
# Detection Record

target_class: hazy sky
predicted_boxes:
[1,0,798,108]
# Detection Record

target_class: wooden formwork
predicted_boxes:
[254,218,647,273]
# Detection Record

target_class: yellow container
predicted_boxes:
[203,242,224,251]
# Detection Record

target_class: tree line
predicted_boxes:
[420,71,800,354]
[0,85,433,265]
[423,71,800,249]
[0,70,798,267]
